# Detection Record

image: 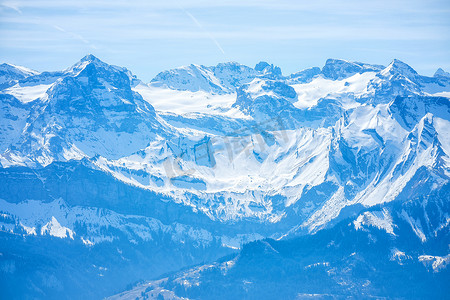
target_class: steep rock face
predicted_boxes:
[389,95,450,130]
[0,94,32,151]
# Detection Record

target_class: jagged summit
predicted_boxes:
[254,61,282,78]
[69,54,105,68]
[65,54,125,75]
[322,58,384,80]
[79,53,101,63]
[434,67,450,78]
[381,59,419,78]
[254,61,271,71]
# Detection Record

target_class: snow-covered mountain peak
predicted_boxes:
[362,59,439,103]
[1,56,167,163]
[67,54,101,67]
[151,62,260,94]
[0,63,40,86]
[65,54,126,77]
[254,61,282,78]
[66,54,103,72]
[322,58,383,80]
[44,56,157,119]
[381,59,418,79]
[149,60,285,94]
[0,63,39,77]
[150,63,225,93]
[80,53,101,63]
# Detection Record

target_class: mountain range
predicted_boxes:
[0,55,449,299]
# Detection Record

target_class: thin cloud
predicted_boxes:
[1,1,22,13]
[52,25,97,49]
[3,0,450,15]
[181,8,226,55]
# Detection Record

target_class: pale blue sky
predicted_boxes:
[1,0,449,81]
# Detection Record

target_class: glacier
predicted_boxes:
[0,55,449,299]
